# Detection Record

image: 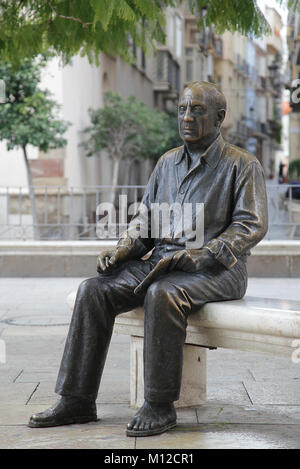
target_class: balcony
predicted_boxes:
[214,38,223,58]
[153,49,180,97]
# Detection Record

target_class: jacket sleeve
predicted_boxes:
[204,161,268,269]
[117,161,160,258]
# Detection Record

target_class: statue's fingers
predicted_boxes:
[105,256,111,269]
[167,251,185,271]
[109,251,119,266]
[97,255,107,272]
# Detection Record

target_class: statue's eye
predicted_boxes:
[193,105,204,112]
[178,106,186,113]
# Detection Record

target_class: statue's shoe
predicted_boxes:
[28,397,97,428]
[126,400,177,437]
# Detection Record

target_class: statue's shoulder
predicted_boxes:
[158,145,184,164]
[223,141,258,164]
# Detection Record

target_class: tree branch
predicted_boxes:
[46,0,95,27]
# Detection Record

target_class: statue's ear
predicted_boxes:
[216,109,226,127]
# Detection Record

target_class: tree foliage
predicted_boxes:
[81,91,181,163]
[0,56,70,238]
[0,57,70,151]
[288,159,300,180]
[81,91,182,203]
[0,0,272,66]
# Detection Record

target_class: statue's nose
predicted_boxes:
[183,106,193,122]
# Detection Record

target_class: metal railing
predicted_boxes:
[266,183,300,240]
[0,184,299,241]
[0,185,145,241]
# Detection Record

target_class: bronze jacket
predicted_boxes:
[119,134,268,270]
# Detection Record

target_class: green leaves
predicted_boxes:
[288,159,300,180]
[0,57,70,152]
[80,91,182,163]
[90,0,115,31]
[0,0,278,66]
[190,0,270,37]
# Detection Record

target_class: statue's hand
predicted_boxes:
[167,248,216,273]
[97,246,130,273]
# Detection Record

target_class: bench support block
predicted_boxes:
[130,336,207,408]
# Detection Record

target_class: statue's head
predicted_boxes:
[178,81,226,145]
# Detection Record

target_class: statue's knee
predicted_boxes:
[145,279,190,320]
[77,277,99,298]
[146,280,175,302]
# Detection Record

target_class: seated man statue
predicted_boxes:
[28,81,268,437]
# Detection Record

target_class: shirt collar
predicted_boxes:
[175,133,226,169]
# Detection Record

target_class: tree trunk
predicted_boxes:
[110,157,120,206]
[22,145,40,240]
[123,158,138,205]
[124,158,137,187]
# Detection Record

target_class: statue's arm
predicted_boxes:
[203,161,268,269]
[97,161,160,272]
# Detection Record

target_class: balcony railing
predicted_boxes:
[154,49,180,95]
[0,184,300,241]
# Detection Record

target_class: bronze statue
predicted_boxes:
[28,81,268,437]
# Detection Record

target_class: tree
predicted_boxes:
[0,56,70,238]
[80,91,181,204]
[0,1,272,66]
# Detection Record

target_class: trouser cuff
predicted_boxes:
[144,386,179,403]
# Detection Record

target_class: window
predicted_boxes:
[175,15,183,58]
[185,47,193,57]
[186,60,193,82]
[168,12,175,50]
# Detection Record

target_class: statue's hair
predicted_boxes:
[182,81,227,113]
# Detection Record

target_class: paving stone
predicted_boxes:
[0,383,40,405]
[25,381,59,405]
[15,370,57,383]
[0,404,47,426]
[1,325,68,337]
[206,381,252,405]
[0,367,23,383]
[96,404,137,425]
[244,380,300,405]
[195,404,300,425]
[135,423,300,449]
[0,423,135,449]
[248,365,300,381]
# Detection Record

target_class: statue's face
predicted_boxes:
[178,85,220,144]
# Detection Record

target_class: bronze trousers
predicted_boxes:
[55,256,247,403]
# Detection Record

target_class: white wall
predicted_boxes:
[0,143,38,187]
[61,55,105,187]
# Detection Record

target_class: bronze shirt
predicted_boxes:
[120,134,268,270]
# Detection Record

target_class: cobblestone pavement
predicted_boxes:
[0,277,300,449]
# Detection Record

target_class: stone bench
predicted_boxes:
[67,292,300,409]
